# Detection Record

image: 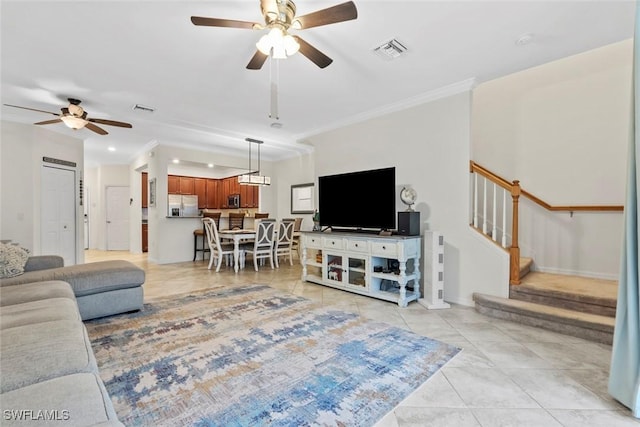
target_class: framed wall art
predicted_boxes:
[291,183,315,214]
[149,178,157,207]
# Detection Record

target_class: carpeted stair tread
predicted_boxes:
[512,272,618,317]
[473,293,614,332]
[520,272,617,301]
[519,257,533,279]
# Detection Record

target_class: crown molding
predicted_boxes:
[294,78,477,141]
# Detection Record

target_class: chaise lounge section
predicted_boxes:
[1,256,145,320]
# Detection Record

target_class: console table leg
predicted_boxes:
[398,260,408,307]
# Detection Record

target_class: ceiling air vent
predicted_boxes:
[373,39,408,60]
[132,104,155,113]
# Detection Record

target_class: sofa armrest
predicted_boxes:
[24,256,64,272]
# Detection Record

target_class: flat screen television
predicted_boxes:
[318,167,396,232]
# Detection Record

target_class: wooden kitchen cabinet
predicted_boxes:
[168,175,180,194]
[142,223,148,252]
[229,176,240,195]
[142,172,148,208]
[240,185,259,208]
[194,178,206,208]
[179,176,195,195]
[220,178,231,208]
[206,179,219,209]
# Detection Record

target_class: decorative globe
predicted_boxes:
[400,187,417,211]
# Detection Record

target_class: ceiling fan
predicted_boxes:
[191,0,358,70]
[3,98,133,135]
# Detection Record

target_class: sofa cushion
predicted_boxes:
[0,373,123,427]
[0,242,29,278]
[0,261,145,297]
[0,280,75,307]
[1,298,80,330]
[0,320,98,393]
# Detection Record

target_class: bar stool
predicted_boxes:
[254,212,269,219]
[193,212,221,261]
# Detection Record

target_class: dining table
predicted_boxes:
[217,229,256,273]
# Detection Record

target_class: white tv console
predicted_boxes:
[300,231,421,307]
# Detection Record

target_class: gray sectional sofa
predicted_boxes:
[1,256,145,321]
[0,256,146,426]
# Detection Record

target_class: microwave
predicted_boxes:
[228,194,240,208]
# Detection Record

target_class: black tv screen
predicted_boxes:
[318,167,396,231]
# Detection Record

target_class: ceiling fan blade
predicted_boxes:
[85,122,108,135]
[88,118,132,128]
[191,16,258,29]
[34,119,62,126]
[3,104,59,116]
[295,36,333,68]
[295,1,357,29]
[246,50,269,70]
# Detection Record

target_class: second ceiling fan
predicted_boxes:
[191,0,357,70]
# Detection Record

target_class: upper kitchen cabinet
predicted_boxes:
[194,178,206,209]
[206,179,219,209]
[240,185,258,208]
[168,175,180,194]
[142,172,148,208]
[179,176,195,195]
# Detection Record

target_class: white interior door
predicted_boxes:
[106,186,130,250]
[41,166,76,265]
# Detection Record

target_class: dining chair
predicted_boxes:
[290,217,303,262]
[203,217,238,272]
[274,219,295,268]
[228,212,246,230]
[241,219,276,271]
[193,212,221,261]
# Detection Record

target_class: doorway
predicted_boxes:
[41,166,76,265]
[106,186,130,250]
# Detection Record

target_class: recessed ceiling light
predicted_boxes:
[108,146,116,152]
[515,33,534,46]
[270,122,283,129]
[208,163,214,168]
[173,159,180,164]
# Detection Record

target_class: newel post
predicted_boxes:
[509,180,521,285]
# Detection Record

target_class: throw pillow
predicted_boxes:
[0,242,30,278]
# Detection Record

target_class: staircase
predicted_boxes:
[474,259,617,344]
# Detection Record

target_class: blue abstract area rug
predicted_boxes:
[86,285,460,426]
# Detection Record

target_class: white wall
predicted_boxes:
[306,92,509,306]
[1,121,85,263]
[472,39,631,278]
[272,152,316,230]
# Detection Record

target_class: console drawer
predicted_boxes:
[370,241,398,257]
[323,237,343,250]
[304,235,322,249]
[346,240,369,253]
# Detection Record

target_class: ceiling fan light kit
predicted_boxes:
[60,115,89,130]
[256,27,300,58]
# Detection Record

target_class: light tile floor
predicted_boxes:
[85,250,639,427]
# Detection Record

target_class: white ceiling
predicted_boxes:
[1,1,635,167]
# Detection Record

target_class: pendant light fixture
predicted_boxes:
[238,138,271,186]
